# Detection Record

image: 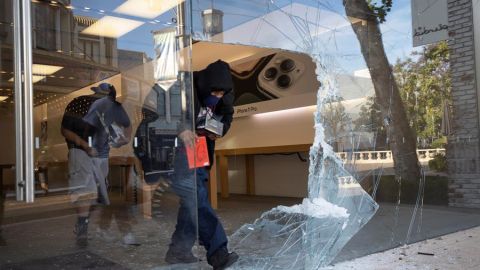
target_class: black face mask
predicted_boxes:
[204,95,221,108]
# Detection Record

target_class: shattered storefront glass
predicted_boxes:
[192,0,380,268]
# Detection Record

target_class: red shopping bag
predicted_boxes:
[186,136,210,169]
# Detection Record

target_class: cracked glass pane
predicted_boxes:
[224,75,379,269]
[192,1,379,268]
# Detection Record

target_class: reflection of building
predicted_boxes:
[31,1,119,67]
[118,49,149,71]
[0,0,119,107]
[32,0,73,53]
[72,15,118,67]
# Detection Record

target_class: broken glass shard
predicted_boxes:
[228,75,379,269]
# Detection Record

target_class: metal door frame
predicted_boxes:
[13,0,34,203]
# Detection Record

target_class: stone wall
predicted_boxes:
[447,0,480,208]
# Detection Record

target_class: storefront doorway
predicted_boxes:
[0,0,201,268]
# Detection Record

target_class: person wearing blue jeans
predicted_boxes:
[165,61,238,269]
[168,153,228,261]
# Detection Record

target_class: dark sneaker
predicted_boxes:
[165,248,199,264]
[208,247,239,270]
[74,218,89,247]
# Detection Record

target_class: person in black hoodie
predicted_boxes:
[165,60,238,269]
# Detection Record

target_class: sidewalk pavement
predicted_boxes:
[325,226,480,270]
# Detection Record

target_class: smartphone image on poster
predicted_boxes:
[230,50,319,106]
[256,51,309,99]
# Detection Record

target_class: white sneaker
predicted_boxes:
[122,232,140,246]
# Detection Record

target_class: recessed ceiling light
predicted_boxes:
[0,96,7,102]
[33,64,63,75]
[81,16,144,38]
[114,0,185,19]
[33,75,46,83]
[8,75,46,83]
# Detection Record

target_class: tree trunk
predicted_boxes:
[344,0,421,182]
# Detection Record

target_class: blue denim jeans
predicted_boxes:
[170,149,227,258]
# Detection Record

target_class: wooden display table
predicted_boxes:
[208,144,311,209]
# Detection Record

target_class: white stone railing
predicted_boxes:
[336,148,446,164]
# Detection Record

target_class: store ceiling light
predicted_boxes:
[32,75,47,83]
[0,96,8,102]
[114,0,185,19]
[81,16,144,38]
[32,64,63,75]
[8,75,47,83]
